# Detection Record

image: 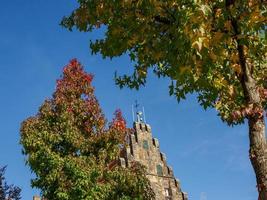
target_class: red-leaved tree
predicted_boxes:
[20,59,154,200]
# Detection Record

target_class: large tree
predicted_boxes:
[61,0,267,199]
[0,166,21,200]
[20,59,154,200]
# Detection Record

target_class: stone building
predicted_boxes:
[119,116,188,200]
[33,196,46,200]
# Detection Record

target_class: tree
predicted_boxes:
[20,59,154,200]
[61,1,267,199]
[0,166,21,200]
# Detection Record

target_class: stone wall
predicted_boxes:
[120,122,188,200]
[33,196,41,200]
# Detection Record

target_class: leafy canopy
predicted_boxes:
[20,59,154,200]
[62,0,267,124]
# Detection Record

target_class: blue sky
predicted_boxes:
[0,1,259,200]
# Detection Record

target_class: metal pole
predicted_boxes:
[142,106,146,123]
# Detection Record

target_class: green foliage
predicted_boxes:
[20,59,154,200]
[61,0,267,125]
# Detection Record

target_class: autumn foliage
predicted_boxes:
[61,0,267,124]
[61,1,267,199]
[20,59,154,200]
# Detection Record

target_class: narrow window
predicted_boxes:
[165,188,172,200]
[156,164,163,176]
[143,140,149,150]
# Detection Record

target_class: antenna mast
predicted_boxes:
[133,100,147,123]
[142,107,146,123]
[131,104,135,122]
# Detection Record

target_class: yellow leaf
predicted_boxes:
[229,85,235,97]
[202,37,209,48]
[224,21,232,31]
[179,66,190,74]
[214,76,228,89]
[192,40,202,51]
[209,52,217,61]
[232,64,242,74]
[192,37,208,51]
[213,32,223,43]
[231,53,239,63]
[215,100,222,110]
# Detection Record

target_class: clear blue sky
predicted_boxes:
[0,1,260,200]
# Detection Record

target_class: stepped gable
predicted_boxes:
[120,121,188,200]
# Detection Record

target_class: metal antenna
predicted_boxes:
[134,100,139,111]
[134,100,143,122]
[142,107,146,123]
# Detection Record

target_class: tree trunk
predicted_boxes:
[238,43,267,200]
[248,115,267,200]
[227,1,267,196]
[235,31,267,200]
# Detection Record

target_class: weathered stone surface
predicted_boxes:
[121,122,187,200]
[119,157,126,168]
[33,196,41,200]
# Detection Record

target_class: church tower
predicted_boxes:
[119,107,188,200]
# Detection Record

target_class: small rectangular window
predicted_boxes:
[165,188,172,198]
[143,140,149,150]
[156,164,163,176]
